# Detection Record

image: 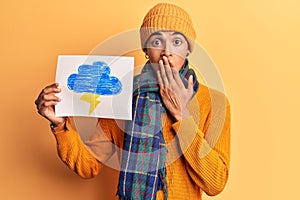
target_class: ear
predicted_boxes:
[144,48,150,59]
[186,50,191,57]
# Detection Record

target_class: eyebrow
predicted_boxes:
[149,32,185,39]
[149,32,163,37]
[172,32,183,36]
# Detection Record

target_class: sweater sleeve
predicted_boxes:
[172,95,231,196]
[53,119,107,179]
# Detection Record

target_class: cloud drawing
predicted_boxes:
[67,61,122,95]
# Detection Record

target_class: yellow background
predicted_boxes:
[1,0,299,199]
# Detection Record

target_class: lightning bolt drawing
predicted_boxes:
[80,93,101,115]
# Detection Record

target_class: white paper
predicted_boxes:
[55,55,134,120]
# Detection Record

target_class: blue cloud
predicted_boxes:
[67,61,122,95]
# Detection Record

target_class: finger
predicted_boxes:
[156,70,164,88]
[172,69,184,89]
[159,59,169,88]
[43,100,59,107]
[187,75,194,94]
[42,83,61,95]
[35,83,61,106]
[162,57,176,86]
[43,93,61,102]
[37,100,57,111]
[168,59,174,67]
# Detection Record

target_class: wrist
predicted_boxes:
[174,110,190,122]
[50,118,67,133]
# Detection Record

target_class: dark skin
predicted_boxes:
[35,83,66,131]
[146,31,194,121]
[35,31,194,131]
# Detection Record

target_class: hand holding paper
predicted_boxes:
[34,83,66,128]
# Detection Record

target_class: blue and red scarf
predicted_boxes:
[117,60,198,200]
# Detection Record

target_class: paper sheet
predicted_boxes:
[55,55,134,120]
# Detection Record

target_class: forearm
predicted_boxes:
[53,120,102,179]
[183,129,229,196]
[173,114,230,196]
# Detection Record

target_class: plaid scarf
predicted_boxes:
[117,60,198,200]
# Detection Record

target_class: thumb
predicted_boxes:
[187,75,194,93]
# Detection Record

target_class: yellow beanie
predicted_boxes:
[140,3,196,52]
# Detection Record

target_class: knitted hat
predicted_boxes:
[140,3,196,52]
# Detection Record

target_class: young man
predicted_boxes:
[35,3,230,200]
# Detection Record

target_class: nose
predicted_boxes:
[161,42,172,57]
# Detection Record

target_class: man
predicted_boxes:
[35,3,230,199]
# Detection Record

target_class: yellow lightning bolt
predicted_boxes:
[80,93,101,115]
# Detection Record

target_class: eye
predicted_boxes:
[173,38,182,46]
[152,39,162,47]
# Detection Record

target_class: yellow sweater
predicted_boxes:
[53,84,231,199]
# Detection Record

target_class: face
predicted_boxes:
[145,31,190,72]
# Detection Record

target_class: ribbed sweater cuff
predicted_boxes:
[53,119,74,142]
[172,116,204,151]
